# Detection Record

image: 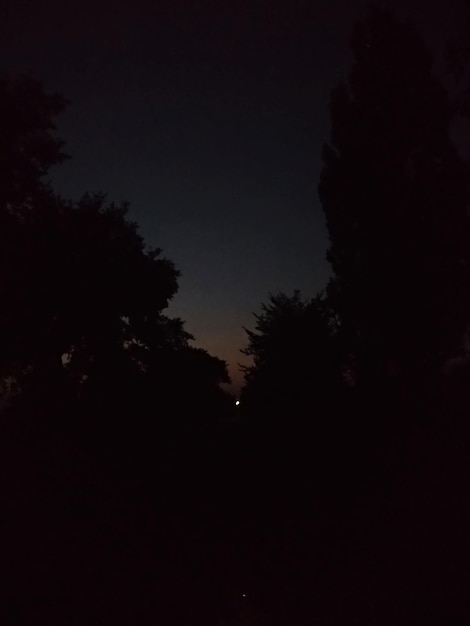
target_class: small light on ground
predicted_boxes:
[235,400,240,406]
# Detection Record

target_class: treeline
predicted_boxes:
[241,6,470,455]
[0,5,469,624]
[0,75,233,435]
[235,11,470,621]
[0,72,239,626]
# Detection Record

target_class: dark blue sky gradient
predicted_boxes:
[1,0,461,391]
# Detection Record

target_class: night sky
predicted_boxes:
[0,0,461,392]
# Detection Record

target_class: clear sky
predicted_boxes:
[1,0,462,392]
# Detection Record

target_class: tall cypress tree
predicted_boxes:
[318,6,470,401]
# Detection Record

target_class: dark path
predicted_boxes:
[0,408,467,625]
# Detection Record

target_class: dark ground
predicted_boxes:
[0,403,468,625]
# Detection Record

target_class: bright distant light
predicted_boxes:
[235,400,240,406]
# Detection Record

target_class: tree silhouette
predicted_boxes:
[0,74,68,211]
[0,75,231,424]
[318,6,470,407]
[153,346,231,426]
[0,74,69,401]
[240,291,343,428]
[446,0,470,116]
[0,191,182,406]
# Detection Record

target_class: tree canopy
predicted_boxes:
[240,291,343,425]
[0,74,68,211]
[318,6,470,400]
[0,73,230,420]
